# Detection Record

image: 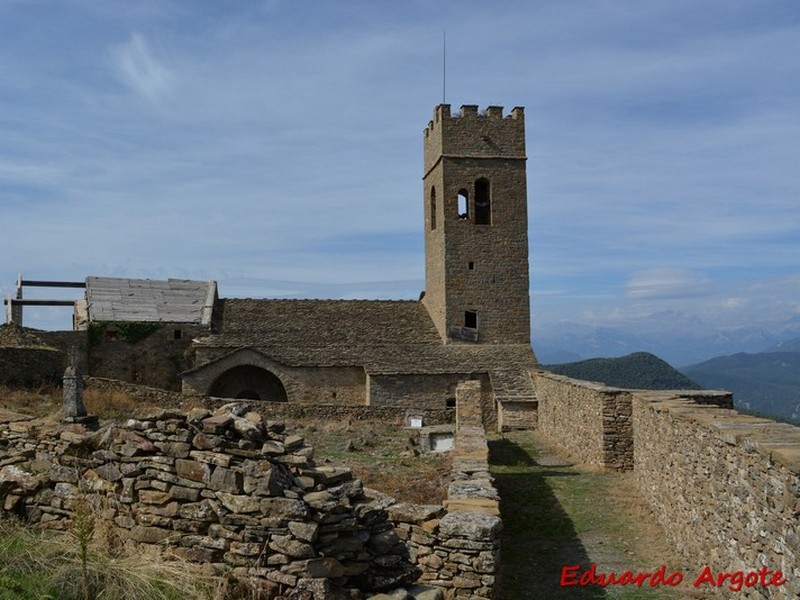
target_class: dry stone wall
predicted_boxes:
[535,370,634,470]
[0,392,498,599]
[384,381,502,599]
[632,392,800,599]
[535,370,732,471]
[86,378,455,427]
[0,405,426,598]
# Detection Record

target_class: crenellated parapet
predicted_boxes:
[423,104,526,176]
[424,104,524,136]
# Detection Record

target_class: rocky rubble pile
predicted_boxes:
[0,404,423,599]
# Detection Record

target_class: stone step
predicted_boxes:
[489,369,538,403]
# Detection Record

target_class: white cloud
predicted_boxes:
[110,32,172,103]
[626,268,712,300]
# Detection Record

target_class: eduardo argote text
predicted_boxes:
[560,564,788,593]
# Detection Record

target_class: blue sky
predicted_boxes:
[1,0,799,352]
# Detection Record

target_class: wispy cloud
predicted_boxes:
[625,268,712,300]
[0,1,798,340]
[110,32,172,103]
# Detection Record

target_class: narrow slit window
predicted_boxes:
[430,186,437,230]
[457,189,469,220]
[475,178,491,225]
[464,310,478,329]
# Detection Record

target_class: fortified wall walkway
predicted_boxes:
[490,431,703,600]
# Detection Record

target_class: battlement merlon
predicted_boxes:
[423,104,526,176]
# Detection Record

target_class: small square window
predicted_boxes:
[468,262,475,270]
[464,310,478,329]
[173,329,182,340]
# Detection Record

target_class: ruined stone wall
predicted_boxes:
[368,373,496,431]
[89,377,456,427]
[88,323,206,391]
[387,381,501,599]
[0,395,496,598]
[0,406,425,598]
[0,346,64,386]
[632,392,800,599]
[86,377,187,405]
[37,329,87,372]
[535,371,633,469]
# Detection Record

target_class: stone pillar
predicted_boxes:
[63,366,97,426]
[455,380,483,430]
[63,365,86,419]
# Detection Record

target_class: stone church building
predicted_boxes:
[3,104,539,423]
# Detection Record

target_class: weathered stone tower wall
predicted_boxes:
[422,104,531,345]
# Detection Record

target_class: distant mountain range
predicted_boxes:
[681,350,800,423]
[538,342,800,425]
[534,316,800,367]
[542,352,702,391]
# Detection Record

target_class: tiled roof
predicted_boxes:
[194,298,536,373]
[86,277,216,325]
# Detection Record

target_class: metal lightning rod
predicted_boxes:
[442,29,446,105]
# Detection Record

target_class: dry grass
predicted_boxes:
[0,385,164,422]
[291,418,451,504]
[0,384,62,418]
[0,515,217,600]
[83,388,157,420]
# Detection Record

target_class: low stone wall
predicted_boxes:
[86,377,455,426]
[535,371,633,470]
[632,392,800,599]
[86,377,186,405]
[535,370,732,471]
[385,381,502,599]
[0,405,424,598]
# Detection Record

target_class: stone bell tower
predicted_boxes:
[421,104,530,345]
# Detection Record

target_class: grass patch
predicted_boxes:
[0,517,216,599]
[0,384,62,419]
[490,431,692,600]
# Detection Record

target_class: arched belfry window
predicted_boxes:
[475,178,491,225]
[457,189,469,220]
[430,186,437,230]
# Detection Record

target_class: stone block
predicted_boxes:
[175,459,211,483]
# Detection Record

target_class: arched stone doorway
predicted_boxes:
[208,365,288,402]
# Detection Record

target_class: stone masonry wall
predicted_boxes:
[367,373,460,410]
[386,381,502,599]
[0,405,425,598]
[632,392,800,599]
[88,377,455,427]
[422,104,530,346]
[535,370,634,470]
[88,323,206,391]
[0,346,64,386]
[184,348,367,406]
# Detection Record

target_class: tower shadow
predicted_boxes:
[489,437,607,599]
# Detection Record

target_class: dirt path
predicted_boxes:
[490,431,708,599]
